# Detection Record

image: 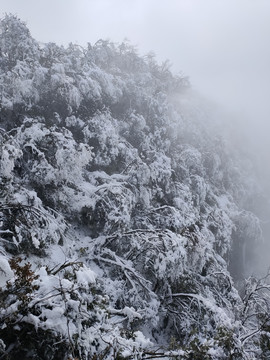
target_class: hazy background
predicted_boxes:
[0,0,270,174]
[1,1,270,174]
[1,0,270,274]
[1,0,270,116]
[1,1,270,171]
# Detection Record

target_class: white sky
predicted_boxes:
[1,0,270,144]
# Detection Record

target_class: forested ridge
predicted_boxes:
[0,14,269,359]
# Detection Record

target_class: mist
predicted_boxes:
[2,0,270,274]
[2,7,270,355]
[2,1,270,145]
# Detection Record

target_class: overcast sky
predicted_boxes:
[1,0,270,144]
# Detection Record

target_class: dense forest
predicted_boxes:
[0,14,270,359]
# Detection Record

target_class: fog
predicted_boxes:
[2,1,270,150]
[2,4,269,96]
[1,0,270,274]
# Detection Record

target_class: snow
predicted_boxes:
[0,15,267,359]
[0,143,22,178]
[0,255,13,286]
[75,266,96,287]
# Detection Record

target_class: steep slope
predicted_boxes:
[0,14,268,359]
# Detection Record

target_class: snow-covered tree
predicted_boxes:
[0,14,268,359]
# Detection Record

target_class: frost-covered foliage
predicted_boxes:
[0,14,268,359]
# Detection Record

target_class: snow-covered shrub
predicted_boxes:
[0,198,67,255]
[0,14,268,359]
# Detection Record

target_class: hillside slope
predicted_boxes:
[0,15,269,359]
